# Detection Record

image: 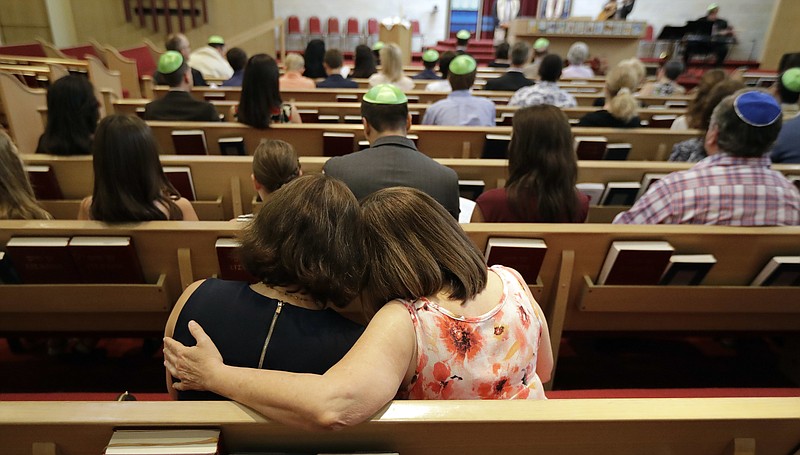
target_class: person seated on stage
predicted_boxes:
[221,47,247,87]
[302,39,327,79]
[669,79,744,162]
[577,63,640,128]
[164,185,554,427]
[683,3,736,68]
[426,51,457,92]
[79,115,198,222]
[237,54,302,128]
[188,35,234,80]
[155,34,207,86]
[144,51,220,122]
[671,68,726,131]
[485,42,535,92]
[323,84,460,219]
[36,75,99,156]
[561,41,594,79]
[639,60,686,97]
[522,38,549,79]
[455,29,471,54]
[509,54,577,108]
[423,55,495,127]
[278,53,316,90]
[165,174,366,400]
[1,131,51,221]
[412,49,441,80]
[368,43,415,92]
[616,90,800,226]
[316,49,358,89]
[349,45,378,79]
[473,105,589,223]
[488,42,511,68]
[772,67,800,120]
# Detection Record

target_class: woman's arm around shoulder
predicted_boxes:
[164,300,417,430]
[164,279,207,399]
[175,197,199,221]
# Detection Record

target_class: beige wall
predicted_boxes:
[762,0,800,70]
[68,0,275,56]
[0,0,52,43]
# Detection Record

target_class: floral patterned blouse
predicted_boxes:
[397,265,547,400]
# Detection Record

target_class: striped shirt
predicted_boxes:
[614,153,800,226]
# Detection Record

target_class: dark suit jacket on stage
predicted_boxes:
[143,90,220,122]
[484,70,534,92]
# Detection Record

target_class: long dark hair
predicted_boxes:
[90,115,182,222]
[350,44,377,79]
[36,74,99,156]
[506,105,579,222]
[302,39,326,79]
[238,54,282,129]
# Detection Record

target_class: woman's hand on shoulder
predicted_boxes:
[164,319,224,392]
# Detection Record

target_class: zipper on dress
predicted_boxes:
[257,301,284,369]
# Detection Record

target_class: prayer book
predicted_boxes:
[297,109,319,123]
[599,182,641,206]
[69,236,145,284]
[751,256,800,287]
[485,237,547,284]
[104,429,220,455]
[335,94,358,102]
[597,240,674,285]
[5,236,81,284]
[659,254,716,286]
[318,114,341,123]
[576,182,606,206]
[322,132,355,157]
[357,140,371,150]
[171,130,208,155]
[406,134,419,146]
[203,91,226,101]
[25,165,63,200]
[215,238,258,283]
[343,115,362,124]
[604,143,631,161]
[163,166,197,201]
[482,134,511,159]
[574,136,607,160]
[458,180,486,201]
[219,137,246,156]
[649,114,678,128]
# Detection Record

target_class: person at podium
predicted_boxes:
[683,3,736,67]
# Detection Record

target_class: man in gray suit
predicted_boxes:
[323,84,460,219]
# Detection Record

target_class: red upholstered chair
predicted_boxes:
[326,17,343,51]
[120,45,156,78]
[410,19,423,52]
[287,15,305,51]
[366,18,379,47]
[344,17,362,51]
[59,44,101,60]
[307,16,324,43]
[0,42,47,57]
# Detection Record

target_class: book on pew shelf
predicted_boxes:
[24,165,64,200]
[751,256,800,287]
[104,429,220,455]
[409,110,421,124]
[357,140,371,150]
[576,182,606,206]
[636,173,668,200]
[171,130,208,155]
[322,132,355,157]
[5,236,81,284]
[0,251,20,284]
[649,114,677,128]
[787,175,800,192]
[482,134,511,159]
[406,134,419,146]
[216,238,258,283]
[218,136,246,156]
[335,94,358,102]
[68,236,145,284]
[574,136,607,160]
[203,92,226,101]
[135,107,146,118]
[343,115,362,124]
[163,166,197,201]
[458,179,486,201]
[297,109,319,123]
[604,143,631,161]
[659,254,716,286]
[597,240,674,285]
[599,181,641,206]
[318,114,341,123]
[485,237,547,283]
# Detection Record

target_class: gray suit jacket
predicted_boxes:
[323,136,460,218]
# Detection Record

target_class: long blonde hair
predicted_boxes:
[605,64,639,122]
[0,131,52,220]
[379,43,405,83]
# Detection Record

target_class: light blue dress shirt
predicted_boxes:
[422,90,496,127]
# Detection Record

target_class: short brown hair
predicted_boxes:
[360,187,487,308]
[448,70,476,91]
[711,90,783,158]
[323,49,344,70]
[239,174,366,308]
[252,139,300,193]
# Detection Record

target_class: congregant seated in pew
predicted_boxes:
[1,131,52,222]
[36,74,99,156]
[237,54,301,128]
[577,63,641,128]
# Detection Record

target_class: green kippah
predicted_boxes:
[422,49,440,63]
[363,84,408,105]
[533,38,550,51]
[456,30,471,40]
[208,35,225,45]
[158,51,184,74]
[449,55,477,75]
[372,41,384,51]
[781,68,800,93]
[707,2,718,11]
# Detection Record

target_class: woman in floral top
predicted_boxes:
[164,187,553,429]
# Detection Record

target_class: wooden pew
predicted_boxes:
[1,399,798,455]
[145,121,700,160]
[0,54,89,73]
[0,72,46,154]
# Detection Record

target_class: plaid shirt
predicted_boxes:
[614,154,800,226]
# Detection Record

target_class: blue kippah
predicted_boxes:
[733,91,782,127]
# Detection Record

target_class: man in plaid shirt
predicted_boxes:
[615,91,800,226]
